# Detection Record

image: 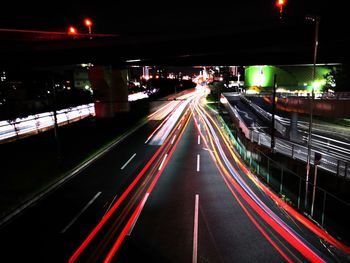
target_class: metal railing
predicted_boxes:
[240,94,287,136]
[224,94,349,177]
[0,103,95,142]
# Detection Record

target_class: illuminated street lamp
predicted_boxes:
[276,0,285,19]
[84,18,93,38]
[68,26,77,35]
[304,15,320,211]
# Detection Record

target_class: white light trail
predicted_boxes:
[61,191,101,234]
[158,154,168,171]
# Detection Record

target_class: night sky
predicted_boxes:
[0,1,345,37]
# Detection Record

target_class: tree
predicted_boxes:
[324,64,349,92]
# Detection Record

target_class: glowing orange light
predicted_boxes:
[277,0,285,6]
[68,26,77,35]
[276,0,286,18]
[84,19,92,27]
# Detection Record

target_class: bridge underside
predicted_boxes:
[0,19,346,68]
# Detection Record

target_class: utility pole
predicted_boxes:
[305,15,320,210]
[271,74,277,152]
[52,77,62,165]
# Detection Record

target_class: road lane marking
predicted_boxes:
[198,135,201,145]
[177,123,182,130]
[192,194,199,263]
[197,154,200,172]
[127,193,149,236]
[120,153,136,170]
[171,134,177,145]
[61,191,102,234]
[198,124,201,132]
[144,136,152,144]
[158,154,168,171]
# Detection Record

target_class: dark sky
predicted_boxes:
[0,1,345,35]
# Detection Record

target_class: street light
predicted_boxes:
[276,0,286,19]
[68,26,77,35]
[84,18,93,38]
[304,15,320,211]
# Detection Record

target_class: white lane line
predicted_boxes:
[61,191,102,234]
[198,124,201,132]
[171,134,177,145]
[144,136,152,144]
[192,194,199,263]
[197,154,200,172]
[120,153,137,170]
[177,123,182,130]
[127,193,150,236]
[158,154,168,171]
[197,135,201,145]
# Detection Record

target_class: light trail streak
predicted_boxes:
[104,106,193,262]
[127,193,149,236]
[147,101,179,120]
[61,192,102,234]
[217,164,296,263]
[70,99,194,262]
[149,99,190,145]
[171,134,177,144]
[69,126,178,262]
[199,102,350,255]
[158,154,168,171]
[104,194,118,217]
[145,108,175,143]
[194,101,327,262]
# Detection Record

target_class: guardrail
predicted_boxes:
[222,94,350,178]
[240,95,287,136]
[245,92,350,100]
[0,103,95,143]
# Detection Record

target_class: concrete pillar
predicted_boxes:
[88,66,129,118]
[289,112,299,142]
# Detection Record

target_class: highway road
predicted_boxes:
[0,88,349,262]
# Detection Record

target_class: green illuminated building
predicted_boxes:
[244,65,334,92]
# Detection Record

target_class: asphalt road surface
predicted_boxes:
[0,88,348,262]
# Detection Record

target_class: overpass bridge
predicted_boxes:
[0,16,347,68]
[0,18,347,118]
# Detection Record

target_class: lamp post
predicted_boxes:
[304,15,320,211]
[276,0,285,19]
[84,19,93,38]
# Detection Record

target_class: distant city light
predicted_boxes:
[126,59,141,63]
[81,63,94,68]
